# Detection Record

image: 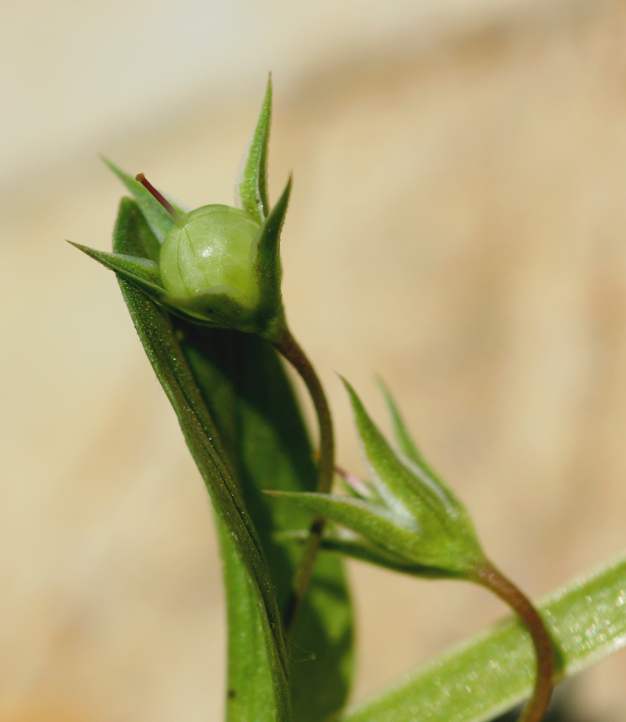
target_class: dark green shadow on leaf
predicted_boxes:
[181,325,354,722]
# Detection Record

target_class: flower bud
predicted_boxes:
[159,204,262,313]
[73,78,291,342]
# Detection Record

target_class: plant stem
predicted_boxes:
[274,328,334,632]
[474,561,555,722]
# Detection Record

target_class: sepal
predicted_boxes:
[255,175,292,338]
[378,377,424,465]
[277,529,450,578]
[236,75,272,223]
[267,490,418,560]
[68,242,165,298]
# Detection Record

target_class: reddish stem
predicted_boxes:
[274,329,335,633]
[475,561,555,722]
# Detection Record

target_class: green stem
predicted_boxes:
[474,561,555,722]
[274,328,335,633]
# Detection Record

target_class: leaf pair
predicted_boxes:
[271,380,487,580]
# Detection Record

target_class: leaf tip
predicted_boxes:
[339,375,361,409]
[264,71,273,102]
[67,239,96,258]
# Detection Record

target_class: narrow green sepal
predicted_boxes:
[69,242,165,300]
[237,75,272,223]
[342,377,454,520]
[378,377,423,465]
[255,175,292,337]
[378,378,458,501]
[113,196,161,262]
[315,535,452,579]
[274,528,426,575]
[266,490,419,562]
[101,157,179,243]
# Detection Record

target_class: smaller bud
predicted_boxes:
[268,379,487,578]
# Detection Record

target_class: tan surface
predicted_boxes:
[2,1,625,720]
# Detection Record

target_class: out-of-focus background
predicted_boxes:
[2,0,626,720]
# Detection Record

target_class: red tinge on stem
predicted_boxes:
[136,173,176,217]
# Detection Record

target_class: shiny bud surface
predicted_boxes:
[160,205,261,311]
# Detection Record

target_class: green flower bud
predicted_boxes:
[73,78,291,342]
[159,205,262,313]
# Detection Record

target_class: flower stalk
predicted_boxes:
[269,380,557,721]
[474,562,554,722]
[273,328,335,630]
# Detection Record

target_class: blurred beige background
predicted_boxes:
[2,0,625,720]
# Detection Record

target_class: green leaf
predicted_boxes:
[342,555,626,722]
[180,328,354,722]
[236,76,272,223]
[102,157,176,244]
[68,242,165,297]
[110,198,291,721]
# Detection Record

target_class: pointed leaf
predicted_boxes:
[111,198,291,721]
[236,76,272,223]
[102,157,177,243]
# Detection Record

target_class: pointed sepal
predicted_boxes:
[69,242,165,299]
[378,378,423,465]
[255,175,291,337]
[266,490,419,561]
[342,377,450,521]
[290,530,450,578]
[379,378,456,498]
[236,75,272,223]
